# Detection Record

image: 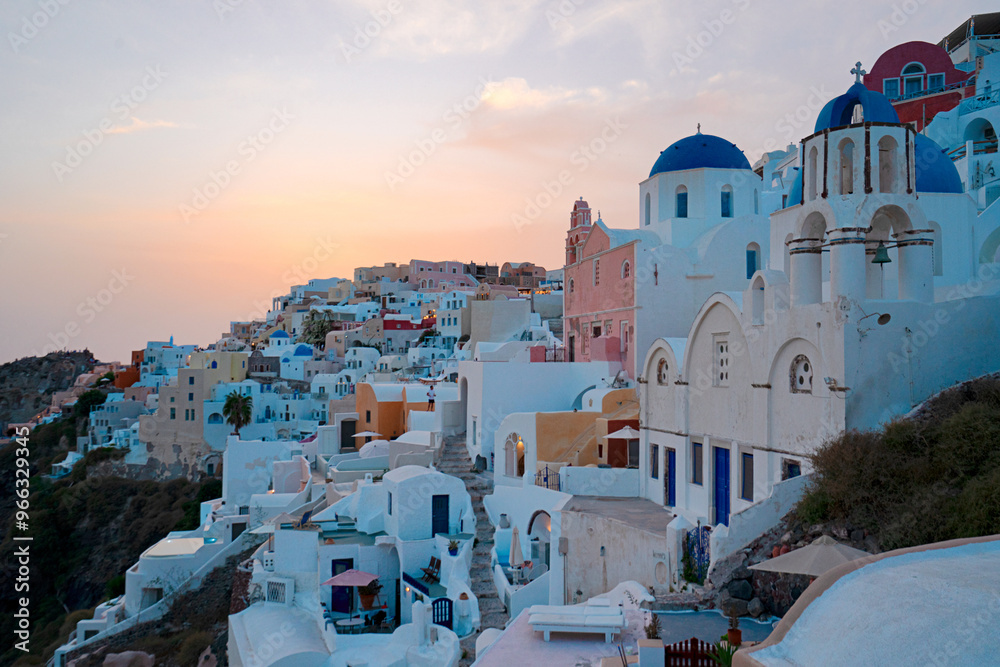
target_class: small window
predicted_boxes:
[188,392,194,402]
[741,452,754,501]
[598,443,603,458]
[713,336,730,387]
[366,410,372,422]
[790,355,813,393]
[188,376,195,385]
[721,185,733,218]
[676,187,688,218]
[656,358,669,385]
[628,439,639,468]
[644,192,651,226]
[594,259,600,286]
[388,492,392,515]
[170,407,176,420]
[651,444,659,479]
[928,73,944,91]
[782,459,802,481]
[621,260,630,279]
[569,278,575,293]
[883,78,900,99]
[692,442,703,485]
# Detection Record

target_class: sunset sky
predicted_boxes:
[1,0,992,364]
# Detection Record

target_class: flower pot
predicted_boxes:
[727,628,742,646]
[359,594,377,610]
[448,548,458,556]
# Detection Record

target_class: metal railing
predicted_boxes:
[958,89,1000,115]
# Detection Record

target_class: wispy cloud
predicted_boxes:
[105,117,180,135]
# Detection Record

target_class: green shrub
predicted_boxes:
[797,378,1000,551]
[105,575,126,599]
[175,630,215,666]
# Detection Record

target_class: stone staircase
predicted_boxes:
[437,435,508,666]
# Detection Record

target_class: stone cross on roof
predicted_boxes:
[696,123,701,134]
[851,61,866,84]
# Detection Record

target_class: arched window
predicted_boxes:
[902,62,925,96]
[751,275,765,325]
[878,135,898,193]
[838,139,855,195]
[594,258,600,286]
[675,185,688,218]
[746,242,760,280]
[790,355,813,393]
[754,189,759,215]
[656,358,669,385]
[721,185,734,218]
[569,278,575,293]
[621,260,631,279]
[644,192,651,226]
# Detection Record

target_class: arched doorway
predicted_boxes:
[527,510,552,569]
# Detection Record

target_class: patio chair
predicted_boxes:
[378,615,395,633]
[421,556,441,582]
[295,510,313,528]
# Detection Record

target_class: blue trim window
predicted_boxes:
[883,78,899,99]
[721,189,733,218]
[650,444,659,479]
[676,190,688,218]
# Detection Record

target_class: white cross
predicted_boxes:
[851,61,866,84]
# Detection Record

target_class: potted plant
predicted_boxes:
[727,611,742,647]
[448,539,460,556]
[358,579,383,610]
[707,639,738,666]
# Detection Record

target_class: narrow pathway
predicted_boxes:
[437,434,508,666]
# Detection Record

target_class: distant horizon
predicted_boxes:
[3,1,993,365]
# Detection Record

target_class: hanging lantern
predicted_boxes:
[871,241,892,265]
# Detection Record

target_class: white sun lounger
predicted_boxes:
[528,609,625,643]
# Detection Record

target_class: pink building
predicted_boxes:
[408,260,477,291]
[563,198,641,373]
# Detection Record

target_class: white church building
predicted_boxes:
[636,69,1000,565]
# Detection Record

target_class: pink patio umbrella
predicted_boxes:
[321,569,380,621]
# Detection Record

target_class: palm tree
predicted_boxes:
[223,390,253,438]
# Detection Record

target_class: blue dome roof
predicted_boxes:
[270,330,289,339]
[914,134,963,194]
[649,133,751,177]
[293,344,313,356]
[784,168,803,208]
[814,82,899,132]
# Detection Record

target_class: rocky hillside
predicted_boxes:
[0,412,219,666]
[0,350,96,428]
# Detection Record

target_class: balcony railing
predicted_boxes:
[958,89,1000,115]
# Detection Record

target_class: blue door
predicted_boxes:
[665,448,676,507]
[713,447,730,526]
[331,558,354,613]
[432,597,453,629]
[432,495,449,537]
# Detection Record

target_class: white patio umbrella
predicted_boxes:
[358,439,391,458]
[749,535,871,578]
[509,526,524,582]
[352,431,383,439]
[605,426,641,439]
